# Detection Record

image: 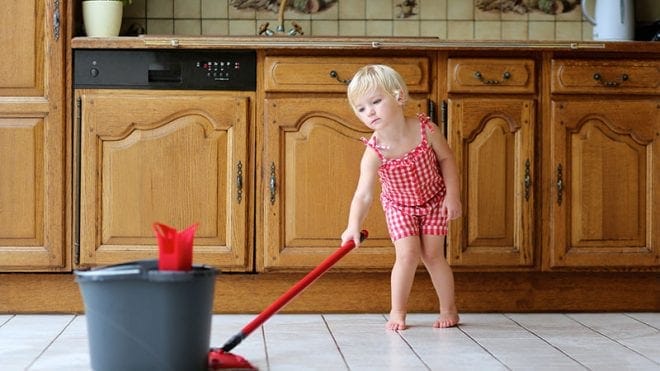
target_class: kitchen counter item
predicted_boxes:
[581,0,635,41]
[75,259,217,371]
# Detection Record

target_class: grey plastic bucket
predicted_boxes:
[75,259,217,371]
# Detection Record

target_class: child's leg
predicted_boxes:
[388,236,421,331]
[420,234,459,328]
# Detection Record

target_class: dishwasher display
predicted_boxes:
[74,49,256,91]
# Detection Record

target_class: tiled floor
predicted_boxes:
[1,313,658,370]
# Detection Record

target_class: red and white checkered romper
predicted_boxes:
[362,113,447,241]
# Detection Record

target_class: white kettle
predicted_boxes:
[582,0,635,41]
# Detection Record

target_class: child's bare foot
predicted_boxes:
[386,310,407,331]
[433,312,459,328]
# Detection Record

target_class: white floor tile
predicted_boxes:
[0,315,75,371]
[3,312,658,371]
[507,313,660,370]
[29,316,91,371]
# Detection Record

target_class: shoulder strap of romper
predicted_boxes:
[361,136,385,160]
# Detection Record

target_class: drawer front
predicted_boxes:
[448,58,535,94]
[264,56,430,93]
[551,59,659,94]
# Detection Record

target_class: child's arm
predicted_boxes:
[341,148,380,246]
[427,123,462,220]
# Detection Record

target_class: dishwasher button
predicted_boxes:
[90,68,99,78]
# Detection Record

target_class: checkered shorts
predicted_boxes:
[383,192,448,241]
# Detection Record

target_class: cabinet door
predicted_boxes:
[77,90,252,271]
[0,0,66,270]
[548,99,659,269]
[261,97,427,271]
[448,98,535,268]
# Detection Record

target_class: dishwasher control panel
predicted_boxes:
[74,49,256,91]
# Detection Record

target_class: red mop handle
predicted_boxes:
[221,230,368,352]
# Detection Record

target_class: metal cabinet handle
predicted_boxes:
[269,162,277,205]
[236,161,243,203]
[593,72,629,87]
[524,159,531,201]
[556,164,563,205]
[473,70,511,85]
[329,70,351,85]
[53,0,61,41]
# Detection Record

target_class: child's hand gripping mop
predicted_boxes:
[208,230,369,370]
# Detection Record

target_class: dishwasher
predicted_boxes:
[73,49,257,270]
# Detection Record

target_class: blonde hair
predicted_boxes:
[347,64,408,109]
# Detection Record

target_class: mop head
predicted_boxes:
[208,348,257,370]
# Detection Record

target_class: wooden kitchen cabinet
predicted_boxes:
[546,59,660,269]
[446,58,536,269]
[4,37,659,313]
[260,55,431,271]
[0,0,68,271]
[75,90,254,271]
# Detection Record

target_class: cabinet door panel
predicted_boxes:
[0,0,44,96]
[0,0,66,271]
[548,99,659,269]
[261,97,427,270]
[448,98,535,268]
[78,90,252,270]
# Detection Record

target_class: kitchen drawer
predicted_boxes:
[551,59,659,94]
[264,56,430,93]
[448,58,535,94]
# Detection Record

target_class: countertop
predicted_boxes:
[70,35,660,53]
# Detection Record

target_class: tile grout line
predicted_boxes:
[321,314,351,371]
[457,314,513,371]
[0,314,15,327]
[258,324,271,371]
[567,313,660,367]
[624,312,660,331]
[25,315,77,371]
[385,314,433,371]
[503,313,590,370]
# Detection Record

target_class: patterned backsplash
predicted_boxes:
[119,0,660,41]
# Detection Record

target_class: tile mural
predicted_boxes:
[118,0,658,40]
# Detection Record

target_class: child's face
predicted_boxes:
[352,88,402,130]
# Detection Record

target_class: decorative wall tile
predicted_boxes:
[393,20,420,36]
[502,21,528,40]
[146,19,173,34]
[124,0,146,17]
[419,0,446,20]
[228,19,256,35]
[339,0,366,20]
[202,0,228,19]
[339,20,366,36]
[366,20,393,36]
[174,19,201,35]
[528,21,555,40]
[421,20,446,38]
[147,0,173,18]
[447,0,473,20]
[228,5,254,20]
[120,1,657,41]
[447,20,474,40]
[202,19,229,35]
[555,21,581,40]
[311,20,339,36]
[174,0,199,18]
[475,21,501,40]
[367,0,393,19]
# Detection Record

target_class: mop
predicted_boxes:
[208,230,369,370]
